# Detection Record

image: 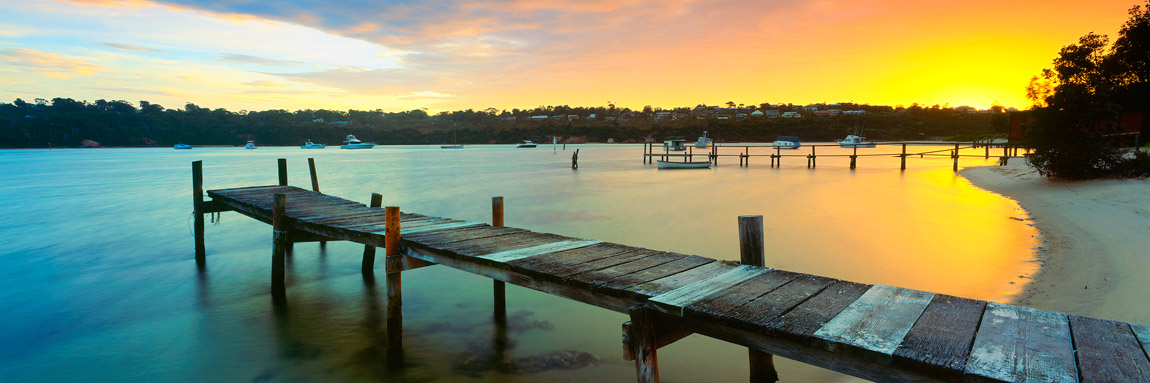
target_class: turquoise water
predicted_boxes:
[0,144,1038,382]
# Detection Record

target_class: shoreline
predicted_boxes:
[960,162,1150,324]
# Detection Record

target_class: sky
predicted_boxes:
[0,0,1141,113]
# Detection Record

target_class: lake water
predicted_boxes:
[0,144,1039,382]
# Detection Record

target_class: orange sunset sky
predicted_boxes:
[0,0,1141,112]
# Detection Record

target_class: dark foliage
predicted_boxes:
[1026,2,1150,179]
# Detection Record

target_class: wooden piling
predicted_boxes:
[897,142,906,169]
[952,144,960,172]
[629,305,660,383]
[850,155,857,169]
[278,158,288,186]
[738,215,778,382]
[193,161,206,263]
[385,206,403,364]
[492,196,507,321]
[308,158,320,192]
[362,193,383,274]
[271,193,288,302]
[810,146,817,168]
[984,144,990,159]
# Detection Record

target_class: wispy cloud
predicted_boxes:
[101,42,169,53]
[0,48,103,79]
[214,53,304,67]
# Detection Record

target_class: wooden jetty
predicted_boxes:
[642,141,1030,171]
[192,159,1150,382]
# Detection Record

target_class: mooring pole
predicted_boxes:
[738,215,779,382]
[361,193,383,275]
[811,145,816,168]
[629,305,660,383]
[850,145,858,169]
[492,196,507,322]
[385,206,403,366]
[952,143,960,172]
[278,158,287,186]
[901,143,907,170]
[271,193,288,302]
[193,161,206,263]
[308,158,320,192]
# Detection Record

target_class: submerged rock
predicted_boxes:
[454,350,599,375]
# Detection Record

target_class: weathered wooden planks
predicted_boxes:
[761,280,871,343]
[812,285,934,364]
[892,294,986,379]
[648,265,765,316]
[684,270,798,321]
[1069,316,1150,382]
[478,239,602,263]
[964,303,1077,383]
[1134,323,1150,367]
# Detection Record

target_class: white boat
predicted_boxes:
[300,140,326,149]
[695,131,712,148]
[440,144,464,149]
[244,140,257,149]
[838,135,876,148]
[340,135,375,149]
[663,139,687,151]
[774,136,801,149]
[174,143,192,149]
[657,160,712,169]
[516,140,537,148]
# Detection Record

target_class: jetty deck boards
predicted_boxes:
[206,185,1150,383]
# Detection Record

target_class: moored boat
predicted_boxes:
[774,136,801,149]
[340,135,375,149]
[516,140,537,148]
[440,144,464,149]
[174,143,192,149]
[695,131,712,148]
[663,139,687,151]
[244,140,257,149]
[838,135,876,148]
[301,140,326,149]
[657,160,712,169]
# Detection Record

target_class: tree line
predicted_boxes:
[0,97,1007,148]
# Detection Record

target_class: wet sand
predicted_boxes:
[961,162,1150,324]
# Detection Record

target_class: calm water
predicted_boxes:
[0,144,1038,382]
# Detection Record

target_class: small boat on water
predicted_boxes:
[440,144,464,149]
[174,143,192,149]
[301,140,326,149]
[775,136,801,149]
[663,139,687,151]
[244,140,257,149]
[340,135,375,149]
[441,124,464,149]
[695,131,712,148]
[657,160,712,169]
[516,140,537,148]
[838,135,876,148]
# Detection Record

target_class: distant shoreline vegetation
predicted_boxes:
[0,98,1009,148]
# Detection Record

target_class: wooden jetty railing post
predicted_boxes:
[811,146,816,168]
[362,193,383,275]
[850,145,858,170]
[385,206,403,365]
[308,158,320,192]
[901,143,907,170]
[278,158,288,186]
[193,160,206,263]
[985,143,990,159]
[271,193,288,302]
[492,196,507,321]
[739,215,779,382]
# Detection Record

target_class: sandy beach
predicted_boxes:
[961,162,1150,325]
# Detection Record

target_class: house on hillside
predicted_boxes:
[782,112,802,118]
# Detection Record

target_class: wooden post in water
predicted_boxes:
[738,215,778,383]
[492,196,507,321]
[952,143,960,172]
[850,145,858,169]
[629,305,660,383]
[308,158,320,192]
[385,206,403,365]
[984,143,990,159]
[362,193,383,275]
[901,143,907,170]
[193,161,206,263]
[810,146,817,168]
[278,158,288,186]
[271,193,288,302]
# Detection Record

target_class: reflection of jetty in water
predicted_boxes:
[188,158,1147,382]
